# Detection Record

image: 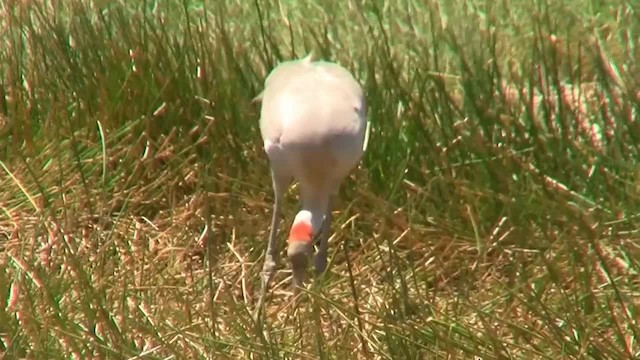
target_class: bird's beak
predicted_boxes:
[287,241,313,289]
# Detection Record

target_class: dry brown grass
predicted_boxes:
[1,0,639,358]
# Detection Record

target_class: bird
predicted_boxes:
[254,54,368,300]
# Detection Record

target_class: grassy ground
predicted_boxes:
[1,0,639,358]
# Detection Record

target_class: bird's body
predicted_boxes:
[256,55,367,295]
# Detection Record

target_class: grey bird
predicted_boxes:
[255,54,368,301]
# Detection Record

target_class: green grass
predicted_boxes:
[1,0,639,358]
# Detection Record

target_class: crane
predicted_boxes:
[254,54,368,301]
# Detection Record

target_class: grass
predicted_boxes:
[1,0,639,358]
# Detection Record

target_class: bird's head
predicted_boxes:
[287,210,324,243]
[287,210,324,288]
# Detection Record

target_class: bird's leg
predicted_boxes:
[262,199,280,287]
[258,172,287,306]
[314,196,333,276]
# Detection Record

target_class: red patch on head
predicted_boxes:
[288,221,313,244]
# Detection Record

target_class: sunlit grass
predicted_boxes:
[1,0,639,358]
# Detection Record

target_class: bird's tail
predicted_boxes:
[301,52,314,63]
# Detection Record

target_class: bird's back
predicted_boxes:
[258,57,367,191]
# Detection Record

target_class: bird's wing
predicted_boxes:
[258,57,366,162]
